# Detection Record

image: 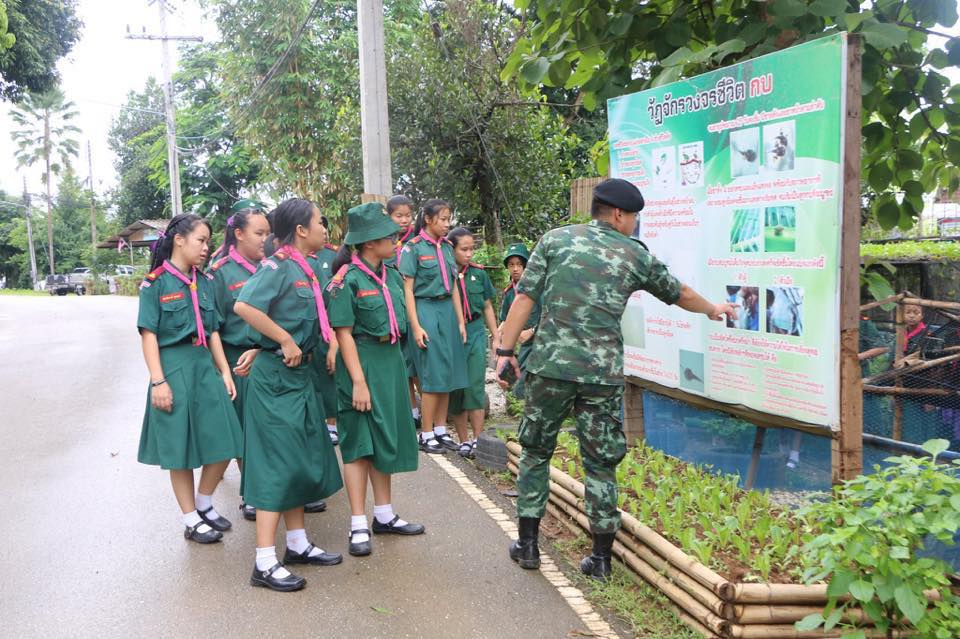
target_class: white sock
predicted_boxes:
[182,510,210,531]
[412,407,421,419]
[351,515,370,543]
[285,528,323,557]
[255,546,291,578]
[374,503,408,527]
[327,423,337,433]
[421,431,436,441]
[196,493,223,522]
[433,425,448,436]
[788,450,800,463]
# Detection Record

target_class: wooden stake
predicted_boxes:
[623,381,645,445]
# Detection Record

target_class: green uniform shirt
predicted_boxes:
[384,229,414,270]
[500,282,542,330]
[398,234,458,298]
[519,219,683,386]
[236,253,321,354]
[327,260,408,339]
[307,244,338,288]
[456,263,495,323]
[137,265,221,347]
[209,255,258,347]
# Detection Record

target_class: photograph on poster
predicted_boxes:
[679,141,704,187]
[766,286,804,336]
[764,206,797,252]
[730,127,760,177]
[764,120,796,172]
[653,145,676,188]
[729,208,762,252]
[724,285,760,331]
[679,350,705,393]
[622,304,646,349]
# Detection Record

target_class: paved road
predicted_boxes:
[0,295,602,638]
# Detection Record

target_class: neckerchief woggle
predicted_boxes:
[350,255,401,344]
[280,245,334,344]
[228,245,258,275]
[418,229,451,293]
[162,261,207,348]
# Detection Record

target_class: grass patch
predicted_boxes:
[0,288,47,296]
[860,239,960,261]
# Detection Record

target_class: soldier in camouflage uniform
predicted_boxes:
[496,178,738,581]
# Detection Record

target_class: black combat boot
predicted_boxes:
[580,532,616,582]
[509,517,541,569]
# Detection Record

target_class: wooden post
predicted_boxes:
[569,177,604,217]
[624,381,645,445]
[892,301,905,440]
[744,427,767,490]
[360,193,388,205]
[832,34,863,483]
[357,0,393,197]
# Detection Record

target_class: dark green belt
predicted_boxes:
[353,333,392,344]
[417,295,450,301]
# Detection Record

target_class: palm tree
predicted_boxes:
[10,88,80,275]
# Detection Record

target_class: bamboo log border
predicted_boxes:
[504,442,930,638]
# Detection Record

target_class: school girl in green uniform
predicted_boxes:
[137,213,244,545]
[399,199,468,454]
[327,202,425,556]
[447,228,499,458]
[306,216,341,450]
[498,243,541,398]
[383,195,421,429]
[234,198,344,592]
[209,202,271,522]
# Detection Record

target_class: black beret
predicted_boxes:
[592,178,645,213]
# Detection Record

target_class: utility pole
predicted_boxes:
[126,1,202,218]
[87,141,98,265]
[23,177,38,289]
[357,0,392,200]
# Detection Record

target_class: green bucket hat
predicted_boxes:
[343,202,401,245]
[503,242,530,266]
[230,198,267,213]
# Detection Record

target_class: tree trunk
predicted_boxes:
[44,112,54,275]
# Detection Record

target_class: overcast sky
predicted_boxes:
[0,0,218,200]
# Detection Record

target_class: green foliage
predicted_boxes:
[504,0,960,231]
[861,240,960,261]
[0,0,82,101]
[797,440,960,637]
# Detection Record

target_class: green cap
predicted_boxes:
[503,242,530,266]
[343,202,401,245]
[230,198,267,213]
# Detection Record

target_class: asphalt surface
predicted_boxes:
[0,295,593,638]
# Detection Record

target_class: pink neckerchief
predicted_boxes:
[457,264,472,321]
[279,245,333,344]
[351,255,401,344]
[228,245,257,275]
[395,226,413,264]
[162,260,207,348]
[904,321,927,353]
[418,229,451,292]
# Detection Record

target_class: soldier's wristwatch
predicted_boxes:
[496,347,515,357]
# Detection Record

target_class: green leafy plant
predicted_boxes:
[796,439,960,638]
[861,240,960,262]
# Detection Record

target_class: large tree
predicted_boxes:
[0,0,83,102]
[504,0,960,231]
[10,87,80,274]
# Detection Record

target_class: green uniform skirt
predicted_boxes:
[241,353,343,512]
[450,319,487,413]
[311,340,338,420]
[410,297,468,394]
[400,334,417,379]
[222,342,251,431]
[513,339,534,399]
[335,339,419,474]
[138,343,243,470]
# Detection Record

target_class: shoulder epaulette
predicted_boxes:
[202,271,213,280]
[145,266,164,281]
[307,251,317,259]
[325,243,338,251]
[409,236,422,244]
[326,264,350,292]
[502,283,514,293]
[468,262,485,270]
[273,250,288,260]
[442,237,453,244]
[211,256,229,271]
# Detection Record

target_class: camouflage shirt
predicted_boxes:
[518,219,683,386]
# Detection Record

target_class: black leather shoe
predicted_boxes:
[419,435,444,454]
[240,502,256,521]
[283,543,343,566]
[183,522,222,544]
[435,432,459,451]
[249,562,306,592]
[348,529,372,557]
[304,500,327,513]
[509,517,540,569]
[372,515,425,536]
[198,506,232,532]
[580,532,616,582]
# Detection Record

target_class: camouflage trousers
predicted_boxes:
[516,372,626,534]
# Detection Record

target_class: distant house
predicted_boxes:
[97,219,170,255]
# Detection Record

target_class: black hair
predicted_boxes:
[413,198,450,235]
[223,208,269,252]
[149,214,212,271]
[320,215,330,230]
[331,244,354,275]
[263,233,278,258]
[590,199,616,218]
[271,198,317,247]
[386,195,414,214]
[446,226,473,248]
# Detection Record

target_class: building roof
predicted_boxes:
[96,219,170,249]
